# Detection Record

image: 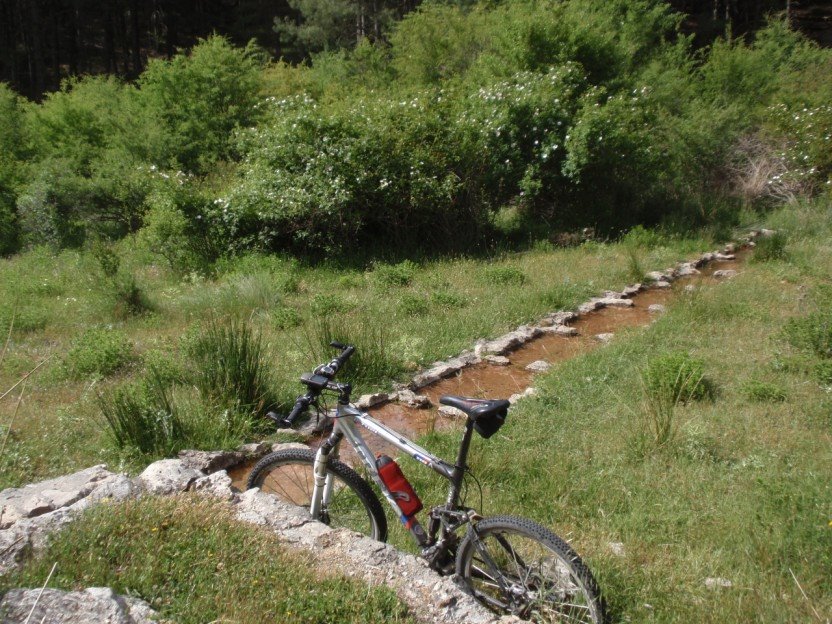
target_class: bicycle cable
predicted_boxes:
[462,467,485,515]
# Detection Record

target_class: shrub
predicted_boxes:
[751,231,789,263]
[310,293,345,316]
[783,311,832,359]
[815,361,832,385]
[372,260,417,288]
[272,306,303,329]
[743,379,787,403]
[399,293,430,317]
[64,328,135,379]
[431,289,467,309]
[483,265,526,286]
[138,36,263,174]
[187,319,276,416]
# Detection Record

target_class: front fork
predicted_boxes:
[310,431,343,520]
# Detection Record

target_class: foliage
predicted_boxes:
[63,328,135,379]
[482,265,526,286]
[372,260,417,288]
[643,351,710,404]
[138,36,263,174]
[742,379,787,403]
[783,311,832,360]
[751,231,788,262]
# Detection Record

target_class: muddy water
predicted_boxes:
[231,251,745,483]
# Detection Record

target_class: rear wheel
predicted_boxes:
[247,448,388,542]
[456,515,606,623]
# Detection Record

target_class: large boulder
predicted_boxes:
[137,460,202,496]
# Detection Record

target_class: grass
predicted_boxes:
[395,200,832,622]
[0,496,414,624]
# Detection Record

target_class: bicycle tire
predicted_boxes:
[456,515,606,624]
[247,448,388,542]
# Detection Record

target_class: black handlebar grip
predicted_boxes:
[330,341,347,349]
[335,345,355,369]
[280,395,310,427]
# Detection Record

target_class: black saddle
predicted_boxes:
[439,395,510,439]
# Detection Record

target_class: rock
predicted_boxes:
[475,326,541,357]
[508,387,538,404]
[137,459,202,496]
[602,290,626,299]
[0,587,157,624]
[438,405,467,419]
[596,297,635,308]
[714,252,736,261]
[676,263,700,277]
[410,352,480,388]
[0,465,114,530]
[485,355,510,366]
[704,577,733,589]
[646,270,673,283]
[271,442,309,452]
[594,333,614,343]
[684,284,697,293]
[540,325,578,336]
[722,243,736,253]
[695,252,715,267]
[608,542,626,557]
[578,300,603,314]
[296,413,333,436]
[192,471,236,501]
[713,269,737,279]
[178,449,246,474]
[648,304,666,314]
[622,284,643,297]
[547,311,578,325]
[237,442,272,458]
[653,280,672,289]
[525,360,552,373]
[395,389,432,409]
[355,392,389,409]
[760,228,776,238]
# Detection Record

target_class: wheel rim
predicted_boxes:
[258,462,380,538]
[465,529,597,624]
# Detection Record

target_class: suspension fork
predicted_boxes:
[310,429,343,520]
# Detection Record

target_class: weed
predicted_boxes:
[430,289,467,309]
[751,231,789,263]
[621,225,666,249]
[371,260,417,288]
[337,273,362,289]
[815,361,832,386]
[482,265,526,286]
[783,311,832,359]
[310,293,345,316]
[187,318,276,416]
[624,245,646,282]
[538,281,593,310]
[64,328,135,379]
[113,274,152,317]
[743,379,787,403]
[399,293,430,317]
[272,306,303,330]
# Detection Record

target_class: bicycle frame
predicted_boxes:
[310,402,476,542]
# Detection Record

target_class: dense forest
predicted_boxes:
[0,0,830,263]
[1,0,830,98]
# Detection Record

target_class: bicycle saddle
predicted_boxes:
[439,395,510,419]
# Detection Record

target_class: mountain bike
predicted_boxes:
[248,342,606,623]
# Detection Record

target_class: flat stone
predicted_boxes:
[646,270,673,283]
[137,459,202,496]
[525,360,552,373]
[0,465,114,529]
[622,284,643,297]
[595,333,615,343]
[578,300,603,314]
[355,392,389,409]
[540,325,578,336]
[547,311,578,324]
[237,442,272,458]
[410,352,479,388]
[475,326,540,357]
[695,252,715,267]
[485,355,510,366]
[713,269,738,279]
[648,304,666,314]
[723,243,737,253]
[395,389,432,409]
[676,263,700,277]
[608,542,626,557]
[0,587,157,624]
[271,442,309,452]
[714,252,736,261]
[760,228,776,238]
[596,297,635,308]
[178,449,246,474]
[653,280,672,289]
[704,577,733,589]
[438,405,467,419]
[508,387,538,404]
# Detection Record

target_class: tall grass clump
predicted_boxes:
[635,351,709,451]
[187,318,277,417]
[309,316,404,390]
[99,374,186,457]
[751,231,789,263]
[63,328,135,379]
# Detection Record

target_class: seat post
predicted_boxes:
[446,419,475,507]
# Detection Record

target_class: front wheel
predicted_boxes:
[456,515,606,624]
[247,448,388,542]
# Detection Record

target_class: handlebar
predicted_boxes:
[276,343,355,428]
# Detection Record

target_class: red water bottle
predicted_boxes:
[376,455,423,517]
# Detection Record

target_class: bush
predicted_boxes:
[138,36,263,174]
[272,306,303,329]
[399,293,429,316]
[431,289,466,309]
[372,260,417,288]
[483,265,526,286]
[751,231,788,262]
[187,319,276,416]
[742,379,787,403]
[64,328,135,379]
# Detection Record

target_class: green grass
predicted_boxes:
[394,200,832,622]
[0,496,414,624]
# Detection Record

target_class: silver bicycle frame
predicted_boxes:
[311,403,457,525]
